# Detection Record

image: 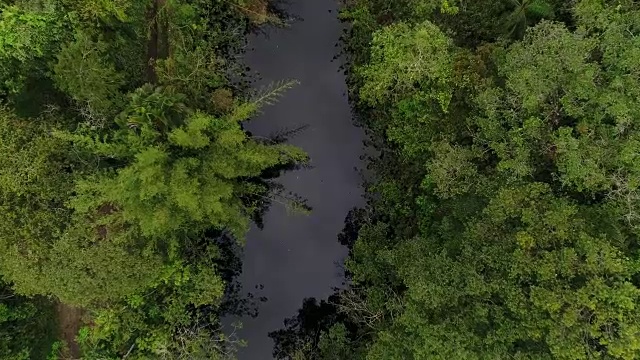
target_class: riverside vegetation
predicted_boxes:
[0,0,305,358]
[270,0,640,359]
[2,0,640,359]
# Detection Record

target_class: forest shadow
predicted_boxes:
[267,207,368,358]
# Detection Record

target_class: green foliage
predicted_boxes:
[60,85,306,241]
[503,0,556,38]
[364,183,640,359]
[0,108,76,299]
[0,298,36,359]
[0,0,305,357]
[0,4,64,95]
[0,108,71,197]
[79,248,231,359]
[359,21,453,109]
[499,21,598,113]
[317,324,357,359]
[53,31,125,125]
[288,0,640,359]
[0,279,57,360]
[58,0,139,23]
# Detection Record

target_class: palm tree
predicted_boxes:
[504,0,554,39]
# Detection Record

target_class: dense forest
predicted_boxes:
[0,0,305,358]
[2,0,640,359]
[270,0,640,359]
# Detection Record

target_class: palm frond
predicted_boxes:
[250,79,300,107]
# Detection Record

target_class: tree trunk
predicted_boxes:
[146,0,167,84]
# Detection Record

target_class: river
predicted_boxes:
[236,0,366,358]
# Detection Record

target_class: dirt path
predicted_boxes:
[55,302,85,359]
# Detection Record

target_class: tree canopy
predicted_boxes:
[3,0,640,358]
[274,0,640,359]
[0,0,303,358]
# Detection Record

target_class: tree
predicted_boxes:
[0,278,57,360]
[0,3,65,97]
[277,0,640,359]
[0,0,306,357]
[52,31,125,126]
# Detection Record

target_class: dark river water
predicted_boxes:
[236,0,366,358]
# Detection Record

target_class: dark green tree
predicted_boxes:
[276,1,640,359]
[0,0,305,357]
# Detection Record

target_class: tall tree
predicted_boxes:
[0,0,305,357]
[275,1,640,359]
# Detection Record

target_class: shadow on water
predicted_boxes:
[267,208,368,359]
[226,0,369,357]
[216,126,314,321]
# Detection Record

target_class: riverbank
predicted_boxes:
[236,0,366,357]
